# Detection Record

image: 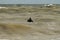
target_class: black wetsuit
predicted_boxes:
[27,17,33,22]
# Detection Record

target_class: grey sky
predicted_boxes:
[0,0,60,4]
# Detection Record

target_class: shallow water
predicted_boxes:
[0,6,60,40]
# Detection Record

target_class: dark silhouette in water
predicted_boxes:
[27,17,33,22]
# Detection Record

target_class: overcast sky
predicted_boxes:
[0,0,60,4]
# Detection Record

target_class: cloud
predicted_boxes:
[0,0,59,4]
